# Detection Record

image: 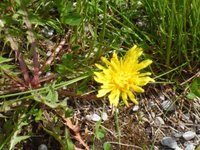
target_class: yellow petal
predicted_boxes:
[94,73,105,83]
[101,57,111,66]
[95,64,105,70]
[131,85,144,93]
[127,91,138,104]
[108,89,120,107]
[97,88,112,97]
[138,72,152,77]
[136,60,152,71]
[137,77,155,86]
[126,46,143,61]
[121,92,129,106]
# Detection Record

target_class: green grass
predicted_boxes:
[0,0,199,149]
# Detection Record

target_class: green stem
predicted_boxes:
[115,108,121,145]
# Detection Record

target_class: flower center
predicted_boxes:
[114,72,132,90]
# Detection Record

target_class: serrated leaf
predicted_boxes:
[9,114,29,150]
[10,135,30,150]
[46,86,58,103]
[33,92,66,109]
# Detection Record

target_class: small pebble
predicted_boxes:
[38,144,48,150]
[86,113,101,122]
[46,51,52,57]
[178,122,185,130]
[182,113,193,123]
[101,112,108,121]
[42,27,54,38]
[159,94,165,101]
[174,132,183,138]
[161,137,179,149]
[185,143,195,150]
[161,100,175,111]
[154,117,165,126]
[132,105,139,111]
[183,131,196,141]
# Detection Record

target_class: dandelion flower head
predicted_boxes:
[94,45,155,107]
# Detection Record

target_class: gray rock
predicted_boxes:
[38,144,48,150]
[183,131,196,141]
[161,100,175,111]
[161,137,179,149]
[185,143,195,150]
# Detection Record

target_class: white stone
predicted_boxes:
[132,105,139,111]
[159,94,165,101]
[155,117,165,126]
[46,51,52,57]
[86,113,101,122]
[101,112,108,121]
[183,131,196,141]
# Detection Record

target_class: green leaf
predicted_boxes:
[64,129,74,150]
[96,130,105,139]
[0,56,12,64]
[95,121,105,140]
[103,142,111,150]
[56,54,76,74]
[191,77,200,97]
[33,92,66,109]
[62,54,73,65]
[10,135,30,150]
[187,92,198,100]
[35,109,43,122]
[46,19,63,34]
[0,56,16,76]
[61,12,81,26]
[8,114,29,150]
[46,86,58,103]
[28,13,45,26]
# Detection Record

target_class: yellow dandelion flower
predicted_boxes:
[94,45,155,107]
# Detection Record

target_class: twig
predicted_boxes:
[40,29,72,71]
[180,71,200,85]
[106,141,143,150]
